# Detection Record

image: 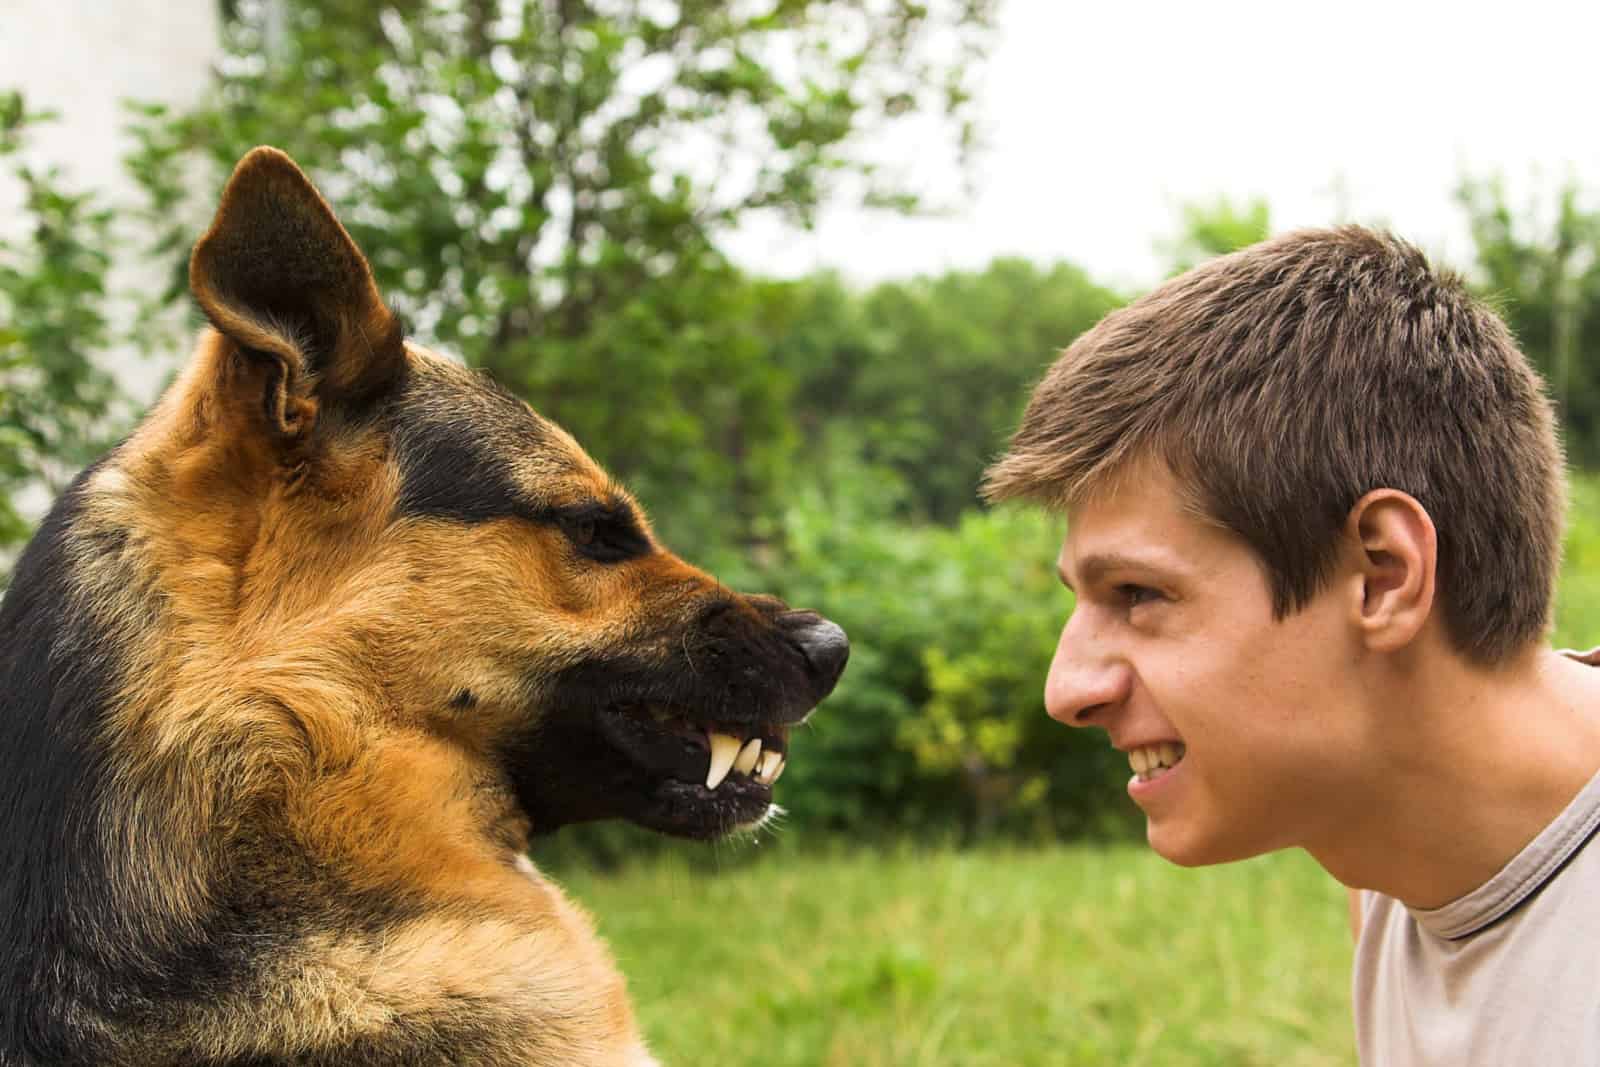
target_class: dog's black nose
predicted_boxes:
[779,611,850,699]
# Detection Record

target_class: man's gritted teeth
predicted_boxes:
[1127,741,1186,783]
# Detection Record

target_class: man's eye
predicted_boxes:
[1117,584,1161,608]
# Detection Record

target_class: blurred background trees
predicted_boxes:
[0,93,120,560]
[1458,177,1600,465]
[127,0,999,552]
[7,1,1600,846]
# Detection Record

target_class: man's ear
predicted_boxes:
[189,146,403,441]
[1345,489,1437,653]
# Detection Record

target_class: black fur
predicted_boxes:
[0,461,129,1062]
[389,381,650,562]
[392,408,540,524]
[0,464,424,1065]
[511,602,847,836]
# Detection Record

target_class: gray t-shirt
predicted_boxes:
[1352,760,1600,1064]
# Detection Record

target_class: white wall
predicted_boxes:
[1,0,223,403]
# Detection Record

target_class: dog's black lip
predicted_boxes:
[596,705,789,785]
[604,702,793,746]
[652,777,771,819]
[662,774,773,801]
[653,775,775,835]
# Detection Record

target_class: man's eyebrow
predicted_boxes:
[1058,552,1173,592]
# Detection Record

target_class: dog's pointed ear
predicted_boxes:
[190,147,403,439]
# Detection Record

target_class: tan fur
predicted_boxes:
[49,153,675,1062]
[6,147,843,1065]
[62,342,661,1063]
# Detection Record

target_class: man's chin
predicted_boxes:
[1144,819,1262,868]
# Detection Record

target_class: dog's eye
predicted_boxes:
[559,509,649,563]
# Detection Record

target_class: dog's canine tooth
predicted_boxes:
[733,738,762,776]
[706,733,742,789]
[755,750,782,785]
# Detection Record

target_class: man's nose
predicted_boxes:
[1043,610,1128,726]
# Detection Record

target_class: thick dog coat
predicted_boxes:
[0,148,847,1066]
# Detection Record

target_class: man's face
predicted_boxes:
[1047,465,1365,866]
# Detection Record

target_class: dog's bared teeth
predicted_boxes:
[733,738,762,776]
[706,732,742,789]
[755,750,783,785]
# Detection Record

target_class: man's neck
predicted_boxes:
[1309,644,1600,910]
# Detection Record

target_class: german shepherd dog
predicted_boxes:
[0,148,848,1065]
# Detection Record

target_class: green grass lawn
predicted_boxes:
[556,843,1355,1066]
[1557,475,1600,649]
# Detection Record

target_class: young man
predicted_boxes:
[983,227,1600,1064]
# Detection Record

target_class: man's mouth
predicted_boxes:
[1128,741,1185,783]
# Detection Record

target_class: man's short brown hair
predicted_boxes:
[984,226,1564,664]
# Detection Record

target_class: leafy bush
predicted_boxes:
[0,93,122,567]
[737,455,1132,841]
[759,261,1124,525]
[120,0,997,560]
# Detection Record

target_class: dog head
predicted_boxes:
[164,147,847,841]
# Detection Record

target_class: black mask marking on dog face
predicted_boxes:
[391,383,548,525]
[389,373,654,565]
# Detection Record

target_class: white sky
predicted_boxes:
[725,0,1600,290]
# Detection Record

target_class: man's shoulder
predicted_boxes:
[1354,826,1600,1064]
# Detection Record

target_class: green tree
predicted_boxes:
[127,0,997,553]
[857,260,1123,521]
[0,93,122,567]
[758,259,1123,522]
[742,475,1130,840]
[1458,176,1600,465]
[1157,194,1272,275]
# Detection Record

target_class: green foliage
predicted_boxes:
[1457,177,1600,465]
[124,0,998,555]
[1158,194,1272,275]
[0,92,122,561]
[760,259,1123,522]
[736,459,1130,840]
